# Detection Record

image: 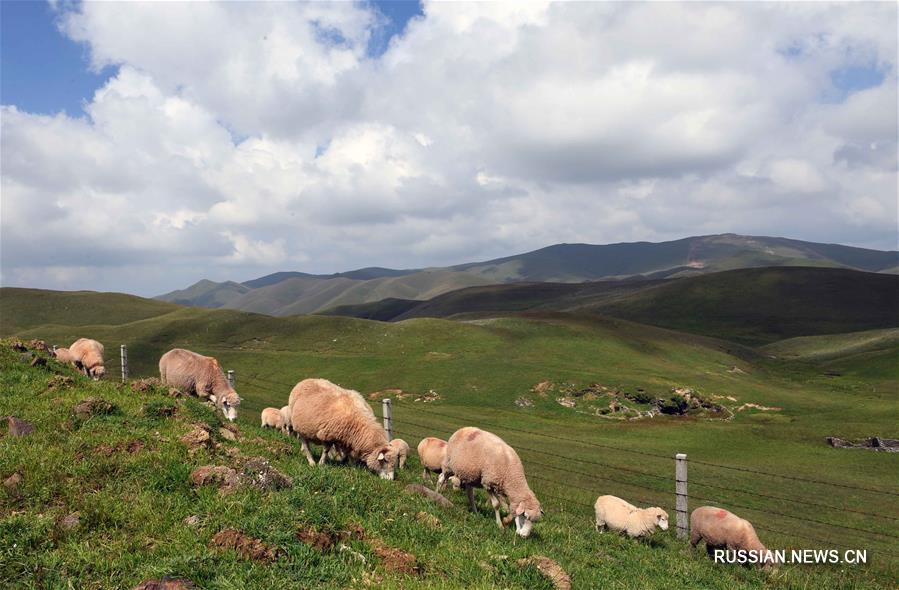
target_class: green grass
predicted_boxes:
[2,344,895,589]
[2,288,898,587]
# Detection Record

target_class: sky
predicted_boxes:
[1,1,896,296]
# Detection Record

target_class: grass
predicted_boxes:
[2,344,896,589]
[2,287,898,587]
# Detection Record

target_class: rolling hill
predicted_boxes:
[325,267,899,345]
[156,234,899,316]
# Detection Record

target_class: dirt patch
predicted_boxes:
[190,465,241,494]
[532,381,553,397]
[404,484,453,508]
[30,356,48,368]
[370,539,421,576]
[368,388,405,400]
[59,511,81,532]
[179,425,211,451]
[73,397,117,420]
[132,578,196,590]
[827,436,899,453]
[296,527,337,551]
[93,440,146,457]
[47,375,75,391]
[4,472,23,495]
[209,528,281,562]
[516,556,571,590]
[514,397,534,408]
[131,378,163,394]
[415,511,441,529]
[6,416,36,437]
[424,352,452,360]
[219,427,238,442]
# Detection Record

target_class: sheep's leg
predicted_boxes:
[319,443,331,466]
[422,469,430,482]
[435,471,447,493]
[467,487,477,513]
[689,530,701,547]
[299,439,316,466]
[488,493,504,529]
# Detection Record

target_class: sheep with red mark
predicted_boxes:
[690,506,773,566]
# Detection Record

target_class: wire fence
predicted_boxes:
[100,345,899,561]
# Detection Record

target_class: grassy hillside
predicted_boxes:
[3,287,898,582]
[154,234,899,316]
[5,345,895,589]
[324,268,899,346]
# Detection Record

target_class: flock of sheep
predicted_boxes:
[50,340,773,561]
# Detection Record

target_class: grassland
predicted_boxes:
[2,287,898,587]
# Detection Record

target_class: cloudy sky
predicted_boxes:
[1,1,896,296]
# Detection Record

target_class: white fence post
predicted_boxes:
[227,370,235,389]
[120,345,128,383]
[383,398,393,440]
[675,453,689,540]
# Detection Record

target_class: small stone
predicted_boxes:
[218,427,237,442]
[60,511,81,532]
[3,472,23,494]
[415,511,441,528]
[73,397,116,420]
[131,577,196,590]
[179,426,210,450]
[183,515,200,527]
[7,416,36,437]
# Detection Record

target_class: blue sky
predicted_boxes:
[1,0,423,117]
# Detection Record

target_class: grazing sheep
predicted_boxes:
[418,437,448,482]
[389,438,409,469]
[52,347,77,364]
[439,427,542,537]
[67,338,106,380]
[289,378,398,479]
[279,405,292,434]
[261,407,287,433]
[594,495,669,538]
[690,506,772,565]
[158,348,241,421]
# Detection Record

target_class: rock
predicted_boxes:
[514,397,534,408]
[531,381,553,396]
[183,515,200,528]
[73,397,116,420]
[30,356,48,368]
[3,472,23,495]
[132,577,196,590]
[189,465,240,495]
[403,484,453,508]
[179,426,211,450]
[11,340,27,352]
[28,339,51,353]
[241,457,293,491]
[218,427,237,442]
[7,416,36,437]
[209,528,281,562]
[516,556,571,590]
[59,511,81,532]
[370,539,421,575]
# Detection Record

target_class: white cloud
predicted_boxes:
[1,1,896,295]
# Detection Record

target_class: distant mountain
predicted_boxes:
[325,267,899,345]
[155,234,899,317]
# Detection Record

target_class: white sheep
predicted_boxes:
[389,438,409,469]
[261,407,287,433]
[594,494,669,537]
[289,378,399,479]
[690,506,773,565]
[159,348,241,421]
[438,426,542,537]
[279,405,292,434]
[64,338,106,380]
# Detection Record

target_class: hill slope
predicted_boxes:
[325,267,899,346]
[155,234,899,316]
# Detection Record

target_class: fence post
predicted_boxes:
[675,453,688,540]
[120,345,128,383]
[382,398,393,440]
[227,370,235,389]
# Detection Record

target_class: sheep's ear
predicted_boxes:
[515,502,526,516]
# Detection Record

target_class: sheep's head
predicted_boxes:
[90,365,106,380]
[211,389,241,422]
[649,507,669,531]
[513,495,543,538]
[365,445,398,480]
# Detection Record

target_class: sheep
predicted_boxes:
[52,347,77,364]
[159,348,241,421]
[279,405,292,434]
[690,506,773,566]
[289,378,398,479]
[438,426,542,537]
[66,338,106,380]
[389,438,409,469]
[593,495,669,538]
[416,437,461,488]
[261,407,287,433]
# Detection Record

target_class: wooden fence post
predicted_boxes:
[120,345,128,383]
[675,453,688,540]
[383,398,393,440]
[227,370,235,389]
